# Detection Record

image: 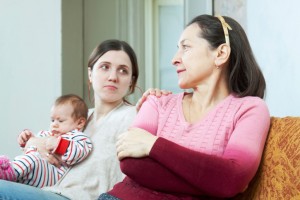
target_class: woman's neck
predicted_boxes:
[93,99,123,121]
[191,70,230,108]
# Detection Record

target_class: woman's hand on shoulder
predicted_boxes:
[116,128,158,160]
[136,88,172,111]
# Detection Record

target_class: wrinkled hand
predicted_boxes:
[18,129,34,147]
[116,128,158,160]
[25,136,62,168]
[136,88,172,111]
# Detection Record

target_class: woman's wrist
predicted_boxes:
[146,136,158,156]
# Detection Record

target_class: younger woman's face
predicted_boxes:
[88,50,133,104]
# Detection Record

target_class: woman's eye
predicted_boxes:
[182,45,189,51]
[119,68,128,74]
[100,65,109,70]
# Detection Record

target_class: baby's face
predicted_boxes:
[50,103,78,135]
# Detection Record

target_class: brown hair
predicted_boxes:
[188,15,266,98]
[54,94,88,120]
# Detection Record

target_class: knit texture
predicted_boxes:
[109,93,270,199]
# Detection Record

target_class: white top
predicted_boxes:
[43,103,136,200]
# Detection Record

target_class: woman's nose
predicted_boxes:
[108,70,117,82]
[171,50,181,66]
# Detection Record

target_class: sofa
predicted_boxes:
[232,117,300,200]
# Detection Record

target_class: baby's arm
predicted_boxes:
[51,131,93,166]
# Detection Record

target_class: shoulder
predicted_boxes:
[231,95,270,121]
[234,95,269,112]
[113,103,137,124]
[118,103,137,116]
[146,93,183,109]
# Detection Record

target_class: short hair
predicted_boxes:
[54,94,88,120]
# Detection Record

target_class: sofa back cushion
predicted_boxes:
[233,117,300,199]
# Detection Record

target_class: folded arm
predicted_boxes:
[120,96,270,198]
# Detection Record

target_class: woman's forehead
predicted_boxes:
[98,50,132,67]
[177,24,204,45]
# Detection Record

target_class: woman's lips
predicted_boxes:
[177,69,186,74]
[104,85,117,90]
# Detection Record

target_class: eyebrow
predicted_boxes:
[118,65,130,69]
[99,61,111,65]
[98,61,130,69]
[177,39,190,47]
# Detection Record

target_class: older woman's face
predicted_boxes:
[171,23,217,89]
[89,50,133,103]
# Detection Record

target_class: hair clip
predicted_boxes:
[216,15,232,46]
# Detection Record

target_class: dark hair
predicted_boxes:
[88,39,139,100]
[55,94,88,120]
[188,14,266,98]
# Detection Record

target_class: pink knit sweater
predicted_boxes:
[108,93,270,199]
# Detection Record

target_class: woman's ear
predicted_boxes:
[88,67,92,83]
[215,44,231,66]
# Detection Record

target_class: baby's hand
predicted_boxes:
[18,129,34,147]
[45,136,60,153]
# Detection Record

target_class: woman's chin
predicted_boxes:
[178,82,189,89]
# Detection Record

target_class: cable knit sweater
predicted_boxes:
[108,93,270,199]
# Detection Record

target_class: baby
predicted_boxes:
[0,94,92,187]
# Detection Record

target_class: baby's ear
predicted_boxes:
[77,117,87,130]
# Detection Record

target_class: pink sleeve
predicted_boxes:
[130,96,160,135]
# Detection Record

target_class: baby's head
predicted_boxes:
[50,94,88,135]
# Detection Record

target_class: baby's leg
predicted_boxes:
[0,155,17,182]
[13,147,65,187]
